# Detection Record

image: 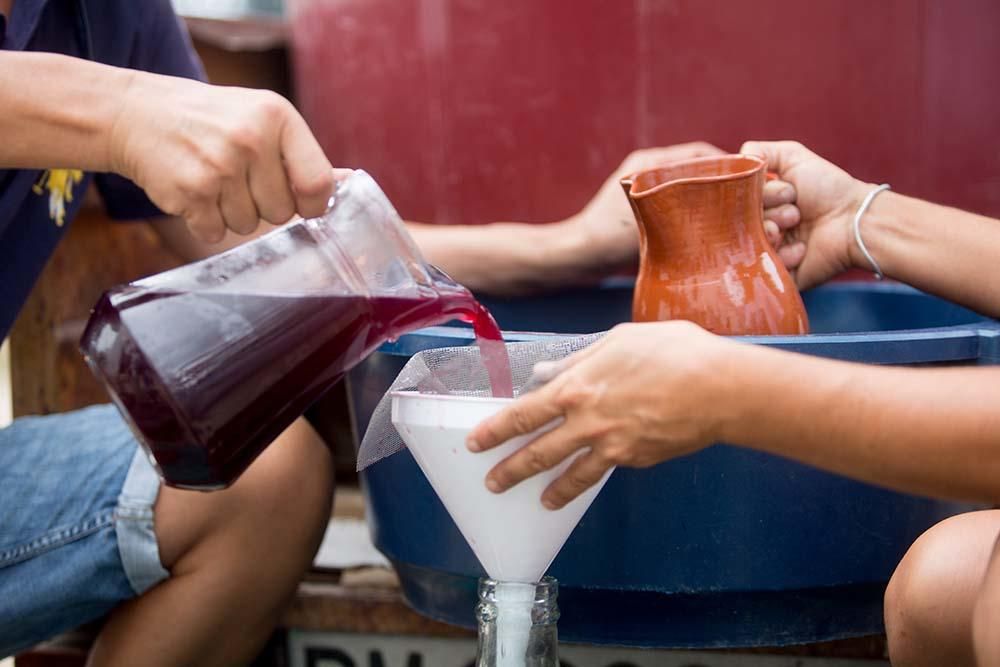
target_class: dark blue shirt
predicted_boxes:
[0,0,205,340]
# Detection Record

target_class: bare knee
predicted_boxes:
[885,513,996,667]
[974,590,1000,667]
[973,536,1000,667]
[155,418,334,590]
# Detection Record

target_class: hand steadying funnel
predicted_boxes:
[391,391,611,583]
[391,390,612,667]
[358,332,610,666]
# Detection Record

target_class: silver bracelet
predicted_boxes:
[853,183,891,280]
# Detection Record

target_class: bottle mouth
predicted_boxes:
[478,576,559,605]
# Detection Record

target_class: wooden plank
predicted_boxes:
[282,576,474,639]
[9,194,181,418]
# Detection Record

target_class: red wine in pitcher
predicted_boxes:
[81,283,511,489]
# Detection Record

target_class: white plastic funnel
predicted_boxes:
[391,391,612,583]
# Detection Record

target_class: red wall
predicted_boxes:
[289,0,1000,226]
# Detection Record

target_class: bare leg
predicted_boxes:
[884,510,1000,667]
[974,527,1000,666]
[87,418,333,667]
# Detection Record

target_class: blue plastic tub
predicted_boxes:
[347,281,1000,648]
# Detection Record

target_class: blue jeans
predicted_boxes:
[0,404,168,658]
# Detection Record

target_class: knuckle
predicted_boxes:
[591,446,617,467]
[296,169,335,199]
[156,193,184,217]
[604,445,631,467]
[583,419,616,443]
[510,407,535,435]
[181,165,221,200]
[554,383,597,411]
[564,468,594,492]
[523,445,551,473]
[228,123,264,157]
[255,90,292,123]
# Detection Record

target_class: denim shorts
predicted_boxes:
[0,404,169,658]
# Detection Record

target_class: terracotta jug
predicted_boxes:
[621,154,809,335]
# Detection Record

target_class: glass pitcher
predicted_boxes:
[80,170,504,490]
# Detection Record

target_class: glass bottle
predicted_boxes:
[475,577,559,667]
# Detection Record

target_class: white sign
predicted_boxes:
[287,631,886,667]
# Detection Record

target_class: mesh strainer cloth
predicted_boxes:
[356,332,606,470]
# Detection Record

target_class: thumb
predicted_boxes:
[280,109,335,218]
[740,140,810,179]
[533,335,608,380]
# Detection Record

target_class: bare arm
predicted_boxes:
[405,219,600,296]
[745,140,1000,318]
[725,343,1000,503]
[470,322,1000,509]
[1,51,333,242]
[0,52,128,171]
[466,140,1000,508]
[847,192,1000,318]
[407,143,728,296]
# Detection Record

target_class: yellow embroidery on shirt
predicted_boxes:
[32,169,84,227]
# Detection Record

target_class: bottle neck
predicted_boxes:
[476,578,559,667]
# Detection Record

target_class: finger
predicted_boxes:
[530,335,609,382]
[484,422,590,494]
[468,382,566,453]
[683,141,727,157]
[540,450,613,510]
[621,142,726,175]
[249,143,297,225]
[220,171,261,235]
[648,141,726,163]
[778,241,807,269]
[740,140,807,177]
[762,203,800,230]
[763,178,796,208]
[279,111,335,219]
[332,167,354,183]
[185,201,227,244]
[763,219,781,246]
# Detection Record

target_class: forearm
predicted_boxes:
[850,189,1000,318]
[0,52,132,171]
[406,219,598,296]
[721,344,1000,502]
